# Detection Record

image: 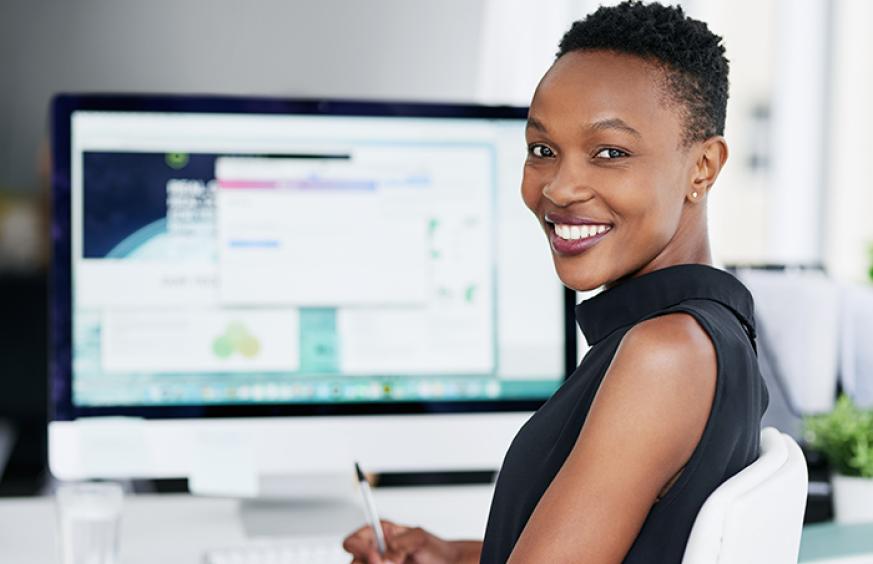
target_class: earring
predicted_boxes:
[691,191,699,199]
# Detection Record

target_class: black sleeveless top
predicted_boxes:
[480,264,769,563]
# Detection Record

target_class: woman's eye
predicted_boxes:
[528,144,555,158]
[594,147,629,159]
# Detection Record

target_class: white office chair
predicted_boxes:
[681,427,808,564]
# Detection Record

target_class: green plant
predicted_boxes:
[805,395,873,478]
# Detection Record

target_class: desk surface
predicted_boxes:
[799,521,873,563]
[1,484,871,563]
[0,485,495,564]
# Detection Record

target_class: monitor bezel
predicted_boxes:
[50,93,577,422]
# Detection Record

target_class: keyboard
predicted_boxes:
[203,535,349,564]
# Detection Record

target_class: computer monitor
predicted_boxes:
[49,94,574,496]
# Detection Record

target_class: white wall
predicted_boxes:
[825,0,873,283]
[0,0,486,193]
[684,0,778,266]
[766,0,831,265]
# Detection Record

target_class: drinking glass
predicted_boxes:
[55,481,123,564]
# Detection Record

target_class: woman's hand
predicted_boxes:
[342,520,481,564]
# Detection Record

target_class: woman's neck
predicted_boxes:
[605,220,713,291]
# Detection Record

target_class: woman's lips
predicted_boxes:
[547,221,612,256]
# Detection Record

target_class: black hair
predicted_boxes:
[556,1,729,145]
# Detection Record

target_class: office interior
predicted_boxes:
[2,0,873,562]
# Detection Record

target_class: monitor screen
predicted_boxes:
[52,95,572,420]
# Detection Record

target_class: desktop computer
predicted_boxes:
[49,94,574,500]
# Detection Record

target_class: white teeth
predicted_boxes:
[553,223,611,241]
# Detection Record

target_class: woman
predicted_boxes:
[344,2,768,562]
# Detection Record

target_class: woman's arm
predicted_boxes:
[508,312,717,563]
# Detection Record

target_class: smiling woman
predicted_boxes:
[342,2,769,563]
[522,44,727,292]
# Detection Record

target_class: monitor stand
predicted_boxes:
[191,469,365,538]
[237,496,363,538]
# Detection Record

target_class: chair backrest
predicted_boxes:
[681,427,808,564]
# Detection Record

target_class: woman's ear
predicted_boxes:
[688,136,728,202]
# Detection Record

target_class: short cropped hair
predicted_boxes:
[556,1,729,145]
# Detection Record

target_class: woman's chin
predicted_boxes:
[554,266,607,293]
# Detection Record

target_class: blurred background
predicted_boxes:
[1,0,870,498]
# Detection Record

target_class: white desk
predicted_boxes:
[799,521,873,564]
[1,483,871,563]
[0,484,495,563]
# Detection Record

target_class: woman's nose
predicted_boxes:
[542,160,595,206]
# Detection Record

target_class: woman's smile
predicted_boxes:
[544,211,613,256]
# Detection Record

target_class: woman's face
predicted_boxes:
[522,50,712,291]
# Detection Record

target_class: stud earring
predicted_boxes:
[691,191,699,199]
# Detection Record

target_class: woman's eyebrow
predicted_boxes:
[526,116,548,133]
[588,117,642,138]
[526,116,641,139]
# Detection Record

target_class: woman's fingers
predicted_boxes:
[346,524,453,564]
[352,550,388,564]
[343,523,376,556]
[384,526,429,560]
[388,527,430,552]
[344,520,406,561]
[367,547,389,564]
[381,551,406,563]
[381,520,408,538]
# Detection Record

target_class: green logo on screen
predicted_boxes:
[165,153,189,169]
